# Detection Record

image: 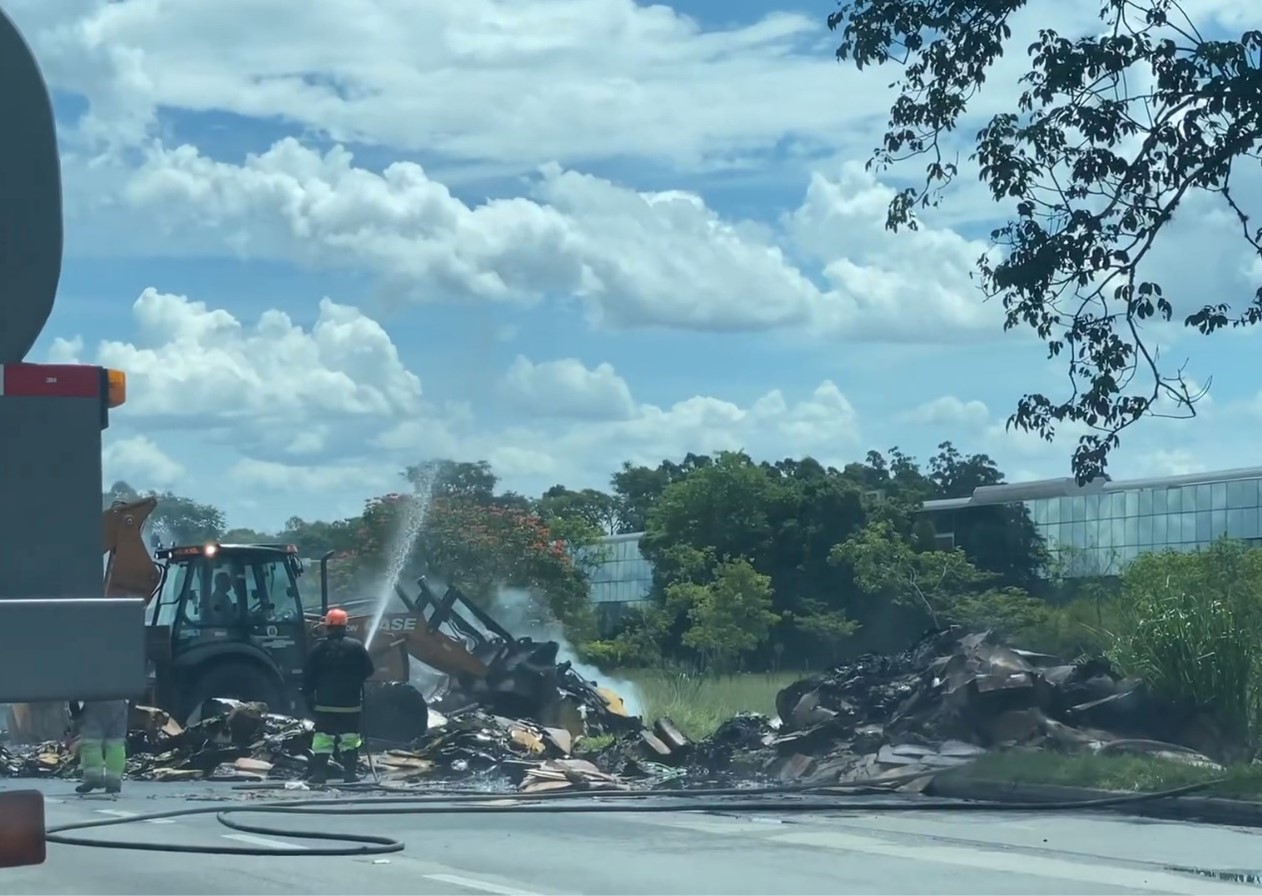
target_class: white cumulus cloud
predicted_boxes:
[501,356,636,421]
[102,434,184,487]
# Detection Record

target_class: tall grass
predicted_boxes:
[1110,541,1262,751]
[627,670,801,740]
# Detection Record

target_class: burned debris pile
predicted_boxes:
[1,627,1231,793]
[592,627,1232,790]
[694,627,1226,786]
[0,671,638,792]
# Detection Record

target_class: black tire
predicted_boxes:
[181,660,286,726]
[361,681,429,746]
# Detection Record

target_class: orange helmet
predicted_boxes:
[324,608,349,628]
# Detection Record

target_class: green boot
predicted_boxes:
[103,738,125,794]
[76,739,104,794]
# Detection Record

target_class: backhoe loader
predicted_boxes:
[7,500,631,744]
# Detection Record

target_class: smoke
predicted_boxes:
[490,587,645,718]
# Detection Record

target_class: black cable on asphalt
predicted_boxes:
[43,777,1227,857]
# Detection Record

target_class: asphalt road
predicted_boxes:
[3,780,1262,894]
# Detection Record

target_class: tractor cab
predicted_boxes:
[151,542,308,633]
[146,543,313,717]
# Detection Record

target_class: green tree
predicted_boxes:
[221,527,273,543]
[276,516,359,558]
[829,0,1260,481]
[922,442,1049,590]
[637,451,867,664]
[643,451,777,581]
[105,481,224,544]
[537,486,621,536]
[338,479,598,641]
[831,519,986,626]
[831,518,1061,648]
[665,558,780,671]
[406,459,499,503]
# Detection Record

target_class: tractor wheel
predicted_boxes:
[361,681,429,746]
[181,661,286,727]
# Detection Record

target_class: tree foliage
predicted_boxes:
[829,0,1262,481]
[105,480,224,544]
[666,559,781,671]
[123,443,1054,669]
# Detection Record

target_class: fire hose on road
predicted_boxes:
[43,777,1228,857]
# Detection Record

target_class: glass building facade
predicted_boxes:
[921,467,1262,576]
[580,532,653,631]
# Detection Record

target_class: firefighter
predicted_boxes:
[302,607,375,784]
[69,699,129,794]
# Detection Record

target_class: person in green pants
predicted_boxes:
[69,700,129,794]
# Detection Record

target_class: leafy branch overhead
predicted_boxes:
[829,0,1262,482]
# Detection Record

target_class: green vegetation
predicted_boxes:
[950,751,1262,800]
[115,444,1262,781]
[630,670,799,741]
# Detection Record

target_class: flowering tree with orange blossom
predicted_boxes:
[329,490,598,640]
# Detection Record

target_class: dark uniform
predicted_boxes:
[302,608,374,783]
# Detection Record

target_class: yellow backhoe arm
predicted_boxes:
[102,497,162,602]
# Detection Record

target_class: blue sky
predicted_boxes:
[7,0,1260,531]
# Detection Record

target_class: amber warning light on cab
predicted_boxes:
[106,368,126,408]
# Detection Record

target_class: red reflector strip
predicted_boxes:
[0,363,101,399]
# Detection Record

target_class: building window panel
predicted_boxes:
[1248,508,1262,540]
[1098,521,1113,548]
[1211,482,1228,510]
[1228,479,1259,509]
[1071,521,1087,548]
[1151,512,1168,545]
[1129,490,1143,517]
[1228,508,1249,538]
[1161,488,1179,514]
[1195,510,1212,542]
[1084,493,1100,521]
[1182,512,1199,542]
[1211,509,1228,540]
[1030,499,1046,525]
[1196,484,1212,511]
[1136,515,1151,546]
[1131,517,1142,545]
[1045,499,1061,524]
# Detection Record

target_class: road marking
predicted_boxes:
[424,872,541,895]
[769,830,1259,895]
[222,832,309,851]
[620,814,1254,894]
[95,808,174,825]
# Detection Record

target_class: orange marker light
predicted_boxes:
[106,368,126,408]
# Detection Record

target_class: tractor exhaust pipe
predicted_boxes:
[319,550,334,615]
